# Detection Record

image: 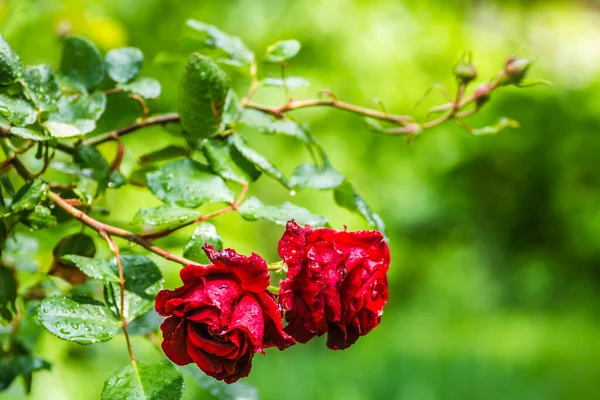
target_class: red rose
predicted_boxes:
[155,244,294,383]
[278,221,389,350]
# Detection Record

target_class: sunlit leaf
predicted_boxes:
[36,296,120,344]
[264,39,301,63]
[105,47,143,83]
[10,126,48,141]
[61,255,119,283]
[101,361,184,400]
[290,163,344,190]
[131,205,200,230]
[23,65,61,112]
[43,121,82,138]
[238,196,328,227]
[240,109,308,142]
[147,159,234,208]
[178,53,229,148]
[117,77,161,100]
[0,93,37,127]
[48,92,106,134]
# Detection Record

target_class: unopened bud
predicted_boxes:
[453,60,477,84]
[500,57,531,85]
[474,83,492,107]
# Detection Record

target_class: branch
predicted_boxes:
[142,183,249,241]
[99,230,135,362]
[81,113,181,147]
[48,190,196,266]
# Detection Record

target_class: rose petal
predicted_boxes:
[203,244,270,292]
[187,322,238,359]
[160,317,192,365]
[255,292,295,349]
[229,294,264,350]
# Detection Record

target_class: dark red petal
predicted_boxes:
[186,306,221,326]
[187,339,223,376]
[160,317,192,365]
[229,294,264,350]
[180,263,228,285]
[187,323,238,359]
[278,220,309,278]
[326,322,360,350]
[223,352,253,384]
[202,275,244,327]
[255,292,295,350]
[203,244,270,292]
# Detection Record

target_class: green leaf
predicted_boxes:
[0,33,23,85]
[240,109,308,142]
[220,90,242,130]
[36,296,120,344]
[101,361,184,400]
[178,53,229,148]
[23,65,61,112]
[61,255,119,283]
[147,159,234,208]
[47,92,107,134]
[333,181,386,235]
[25,204,57,230]
[184,20,254,65]
[290,163,345,190]
[263,76,309,89]
[0,355,51,391]
[471,117,519,135]
[238,196,328,227]
[264,40,301,63]
[59,36,105,91]
[74,145,111,194]
[53,233,96,259]
[10,126,48,141]
[126,309,162,335]
[117,77,161,100]
[230,134,290,188]
[0,93,37,127]
[201,136,261,184]
[183,223,223,264]
[2,233,39,272]
[131,205,200,230]
[139,145,191,164]
[0,265,17,325]
[181,364,258,400]
[105,47,143,83]
[106,255,163,321]
[10,180,48,212]
[43,121,83,138]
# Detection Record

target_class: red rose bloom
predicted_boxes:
[278,221,390,350]
[155,244,294,383]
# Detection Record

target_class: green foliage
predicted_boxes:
[61,255,120,282]
[181,364,257,400]
[147,159,234,208]
[0,355,51,390]
[36,296,121,344]
[263,40,301,63]
[131,205,200,230]
[59,36,104,91]
[101,361,184,400]
[105,47,143,83]
[0,34,23,85]
[178,53,229,148]
[238,196,328,227]
[0,265,17,324]
[183,223,223,264]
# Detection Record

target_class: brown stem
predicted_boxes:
[99,230,135,362]
[81,113,181,147]
[142,183,249,241]
[48,190,195,266]
[242,98,414,124]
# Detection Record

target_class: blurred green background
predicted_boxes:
[3,0,600,399]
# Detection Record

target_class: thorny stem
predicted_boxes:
[99,230,135,362]
[142,183,249,241]
[47,190,196,266]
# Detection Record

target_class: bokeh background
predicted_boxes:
[2,0,600,399]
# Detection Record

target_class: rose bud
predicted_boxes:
[453,59,477,84]
[155,244,294,383]
[278,221,390,350]
[500,57,531,86]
